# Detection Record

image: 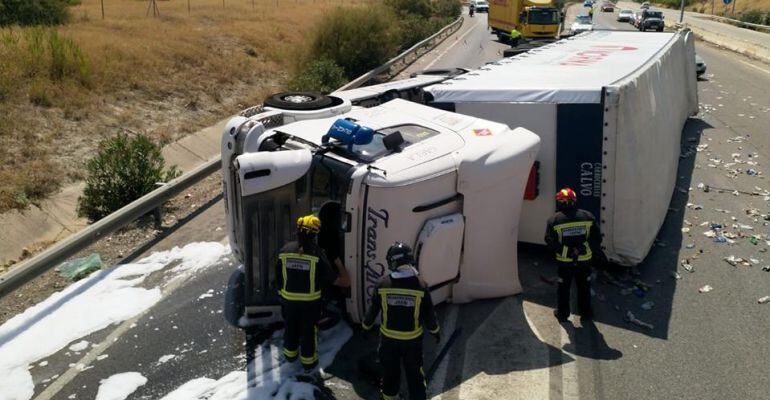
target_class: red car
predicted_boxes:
[601,2,614,11]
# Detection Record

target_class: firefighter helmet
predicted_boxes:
[556,187,577,205]
[297,215,321,234]
[386,242,414,271]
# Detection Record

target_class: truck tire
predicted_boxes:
[264,91,333,111]
[496,32,509,44]
[657,27,663,32]
[224,267,246,328]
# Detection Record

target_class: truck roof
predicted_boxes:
[427,31,678,104]
[269,99,537,185]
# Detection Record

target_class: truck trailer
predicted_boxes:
[223,30,697,327]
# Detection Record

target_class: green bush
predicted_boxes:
[0,0,71,26]
[384,0,433,18]
[287,57,348,94]
[739,9,765,25]
[434,0,462,19]
[309,6,402,79]
[77,134,180,222]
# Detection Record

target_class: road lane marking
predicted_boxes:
[425,16,481,70]
[739,60,770,75]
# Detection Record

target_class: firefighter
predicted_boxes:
[509,28,522,46]
[588,6,594,19]
[276,215,338,373]
[545,188,602,323]
[363,242,440,400]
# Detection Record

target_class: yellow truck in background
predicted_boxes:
[489,0,561,42]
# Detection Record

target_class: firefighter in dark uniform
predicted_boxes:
[363,242,440,400]
[276,215,338,373]
[545,188,602,322]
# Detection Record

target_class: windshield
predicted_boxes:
[645,11,663,18]
[241,154,353,306]
[620,9,632,14]
[529,9,559,24]
[575,15,592,24]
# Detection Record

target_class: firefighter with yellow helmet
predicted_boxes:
[276,215,338,373]
[545,188,602,322]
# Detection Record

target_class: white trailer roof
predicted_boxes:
[428,31,678,104]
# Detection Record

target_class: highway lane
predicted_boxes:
[6,7,770,400]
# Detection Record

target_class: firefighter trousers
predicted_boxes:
[379,336,426,400]
[281,299,321,370]
[556,263,593,320]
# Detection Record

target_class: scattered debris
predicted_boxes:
[763,265,770,272]
[641,301,655,310]
[698,285,713,293]
[671,271,682,280]
[758,296,770,304]
[624,311,654,330]
[57,254,102,281]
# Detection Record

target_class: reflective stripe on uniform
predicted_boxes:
[379,288,425,341]
[278,253,322,301]
[553,220,593,262]
[283,347,298,358]
[381,392,399,400]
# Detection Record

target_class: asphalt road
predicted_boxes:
[8,7,770,400]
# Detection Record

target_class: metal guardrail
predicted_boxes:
[701,14,770,33]
[0,14,465,299]
[338,16,464,90]
[0,159,220,298]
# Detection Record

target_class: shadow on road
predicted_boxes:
[520,117,711,340]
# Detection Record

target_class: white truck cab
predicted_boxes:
[222,90,540,327]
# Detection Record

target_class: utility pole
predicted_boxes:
[188,0,191,14]
[101,0,105,19]
[679,0,685,22]
[711,0,714,15]
[731,0,736,17]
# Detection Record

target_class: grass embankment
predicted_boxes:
[0,0,370,213]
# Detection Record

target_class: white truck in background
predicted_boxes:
[223,30,698,327]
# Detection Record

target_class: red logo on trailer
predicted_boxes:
[559,45,638,66]
[473,128,493,136]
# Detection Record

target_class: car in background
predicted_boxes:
[601,2,615,11]
[583,0,592,7]
[639,10,664,31]
[640,2,651,9]
[571,14,594,34]
[696,54,707,76]
[471,0,489,13]
[617,9,633,21]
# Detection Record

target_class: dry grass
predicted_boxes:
[0,0,369,213]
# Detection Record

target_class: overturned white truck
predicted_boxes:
[222,30,697,326]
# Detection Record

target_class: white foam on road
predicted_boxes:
[159,322,353,400]
[0,242,230,400]
[67,341,89,353]
[157,354,176,364]
[94,372,147,400]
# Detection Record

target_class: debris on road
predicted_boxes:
[763,265,770,272]
[758,296,770,304]
[699,285,714,293]
[641,301,655,310]
[57,253,102,280]
[625,311,654,330]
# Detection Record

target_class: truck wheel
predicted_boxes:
[496,32,509,44]
[224,267,246,328]
[657,27,663,32]
[264,91,333,111]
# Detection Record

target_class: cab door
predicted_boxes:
[414,213,464,304]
